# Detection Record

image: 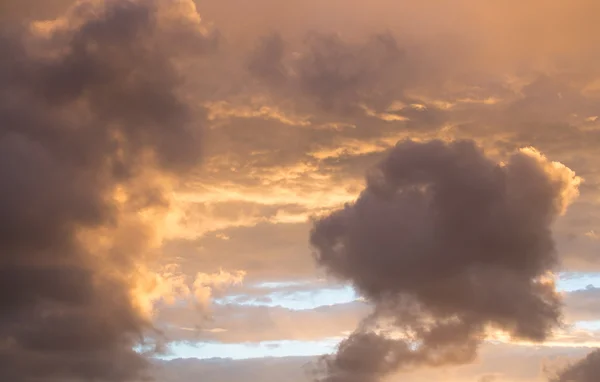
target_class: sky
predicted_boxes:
[1,0,600,382]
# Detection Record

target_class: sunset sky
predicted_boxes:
[1,1,600,381]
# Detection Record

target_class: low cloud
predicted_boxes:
[152,343,596,382]
[156,301,369,344]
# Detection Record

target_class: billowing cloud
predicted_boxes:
[310,139,581,382]
[0,0,213,380]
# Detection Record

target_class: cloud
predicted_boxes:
[151,343,596,382]
[0,0,213,380]
[310,139,581,382]
[194,270,246,309]
[147,281,600,347]
[0,0,73,21]
[164,222,320,283]
[563,286,600,322]
[154,356,315,382]
[155,301,369,344]
[551,349,600,382]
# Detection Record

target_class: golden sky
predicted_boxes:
[1,0,600,381]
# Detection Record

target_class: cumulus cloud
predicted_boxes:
[0,0,214,380]
[310,139,581,382]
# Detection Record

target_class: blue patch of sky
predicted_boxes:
[165,272,600,360]
[215,284,358,310]
[160,339,341,360]
[557,272,600,292]
[574,321,600,331]
[212,272,600,312]
[254,281,312,288]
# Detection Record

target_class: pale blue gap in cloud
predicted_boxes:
[166,272,600,360]
[161,339,341,360]
[557,272,600,292]
[215,272,600,311]
[575,321,600,331]
[215,284,358,310]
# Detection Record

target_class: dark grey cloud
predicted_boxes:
[0,0,212,380]
[310,139,580,382]
[248,31,407,113]
[294,32,403,112]
[551,349,600,382]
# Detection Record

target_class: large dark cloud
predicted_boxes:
[310,139,580,382]
[0,0,213,380]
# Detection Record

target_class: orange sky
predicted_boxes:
[1,1,600,381]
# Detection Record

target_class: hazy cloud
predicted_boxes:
[156,301,368,344]
[152,343,595,382]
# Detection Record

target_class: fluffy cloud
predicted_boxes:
[310,140,581,382]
